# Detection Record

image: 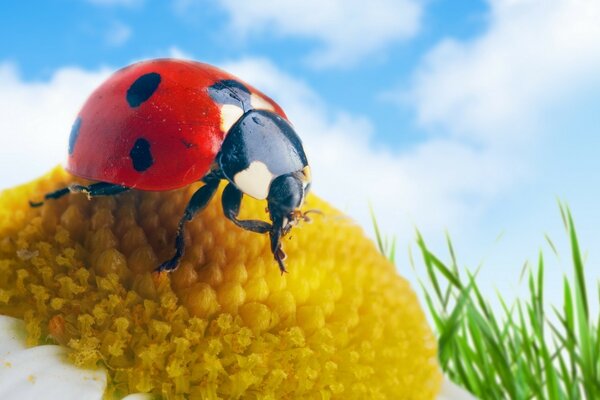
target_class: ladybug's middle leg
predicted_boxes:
[221,183,271,234]
[29,182,129,207]
[156,176,220,273]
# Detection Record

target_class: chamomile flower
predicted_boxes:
[0,167,461,399]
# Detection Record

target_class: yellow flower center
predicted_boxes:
[0,167,441,399]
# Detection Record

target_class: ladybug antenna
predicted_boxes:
[298,208,323,223]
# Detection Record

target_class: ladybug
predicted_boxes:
[30,59,312,273]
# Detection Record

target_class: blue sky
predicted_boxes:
[1,0,599,306]
[1,0,488,148]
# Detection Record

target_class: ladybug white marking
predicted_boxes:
[251,94,275,111]
[220,104,244,133]
[233,161,274,200]
[301,166,311,183]
[301,166,311,197]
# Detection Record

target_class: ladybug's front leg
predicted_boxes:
[269,223,287,274]
[29,182,129,207]
[156,177,220,273]
[221,183,271,234]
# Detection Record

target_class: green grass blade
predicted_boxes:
[437,282,472,368]
[407,203,598,399]
[545,234,560,259]
[369,204,385,256]
[566,206,588,317]
[423,243,463,290]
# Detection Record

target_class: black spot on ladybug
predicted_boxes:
[208,80,252,111]
[126,72,161,108]
[68,117,82,155]
[129,138,154,172]
[180,139,195,149]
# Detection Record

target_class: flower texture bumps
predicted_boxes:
[0,167,441,399]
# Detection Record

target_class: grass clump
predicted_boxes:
[373,203,600,399]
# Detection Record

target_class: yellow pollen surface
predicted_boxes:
[0,167,441,399]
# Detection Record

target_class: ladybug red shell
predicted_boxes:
[32,58,312,273]
[67,59,287,191]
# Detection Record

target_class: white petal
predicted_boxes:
[0,315,107,400]
[122,394,157,400]
[0,316,466,399]
[0,316,27,358]
[0,345,107,400]
[438,376,476,400]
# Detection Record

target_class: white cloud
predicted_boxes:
[404,0,600,233]
[0,57,510,251]
[0,64,110,188]
[5,0,600,298]
[409,0,600,145]
[213,0,422,68]
[221,58,518,239]
[105,21,132,46]
[402,0,600,300]
[167,47,194,59]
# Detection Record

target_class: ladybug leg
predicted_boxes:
[269,224,287,274]
[156,177,220,272]
[222,183,286,273]
[221,183,271,234]
[29,187,71,207]
[29,182,128,207]
[68,182,130,197]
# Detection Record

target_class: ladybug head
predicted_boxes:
[267,169,311,238]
